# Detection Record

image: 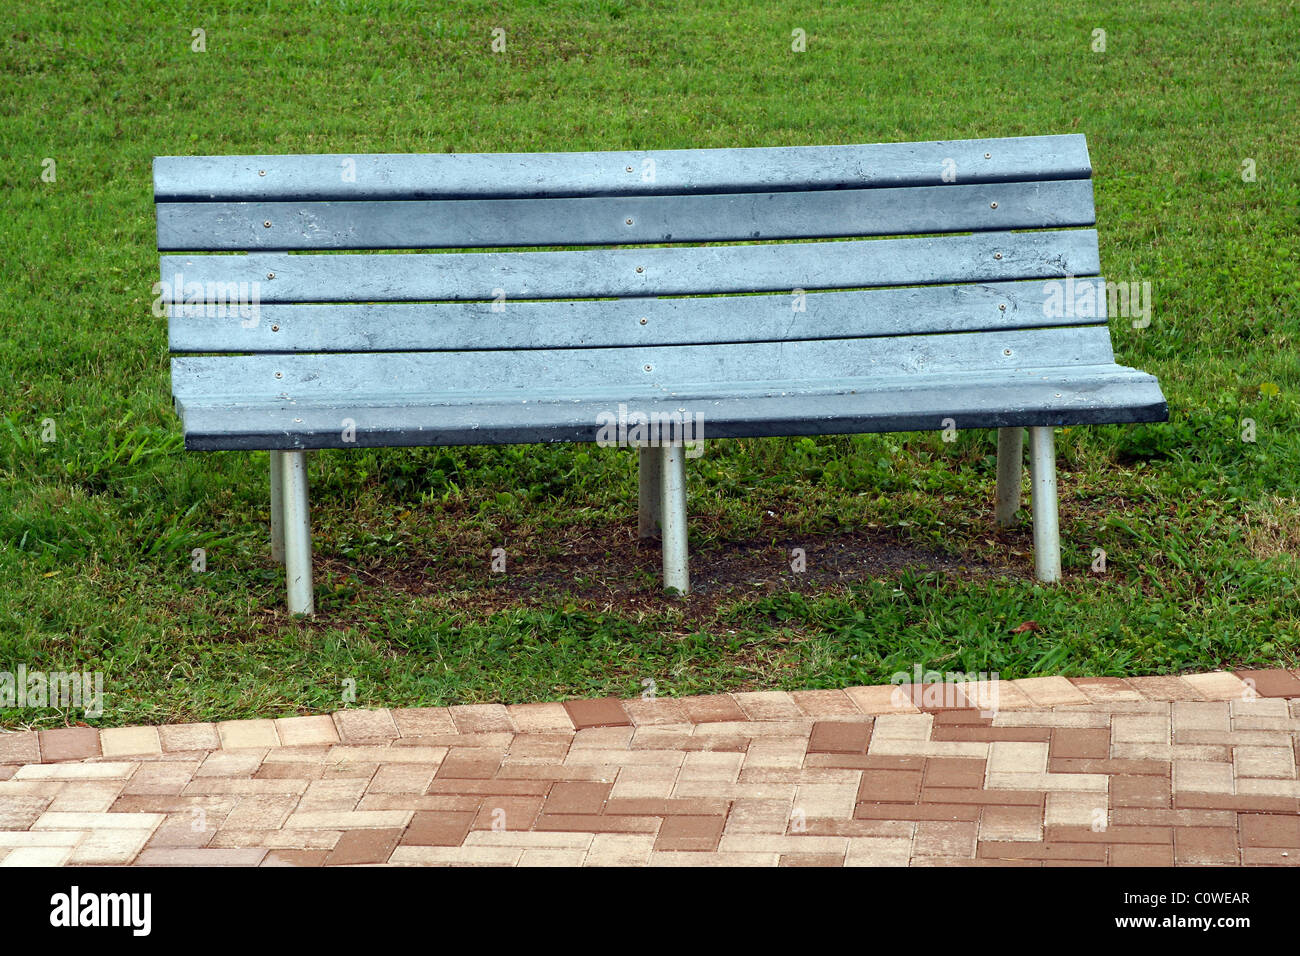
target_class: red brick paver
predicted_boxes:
[1,670,1298,866]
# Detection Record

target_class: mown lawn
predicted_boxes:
[2,0,1298,728]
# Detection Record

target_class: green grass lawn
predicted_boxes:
[2,0,1298,729]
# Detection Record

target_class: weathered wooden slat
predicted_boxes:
[154,135,1091,202]
[156,179,1095,251]
[173,366,1167,451]
[170,326,1117,409]
[160,230,1099,303]
[168,278,1111,354]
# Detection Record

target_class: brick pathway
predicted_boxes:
[2,669,1299,866]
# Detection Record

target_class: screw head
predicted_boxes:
[626,165,633,172]
[1003,349,1012,356]
[636,266,644,273]
[644,364,652,372]
[267,272,275,279]
[271,324,280,332]
[275,371,283,379]
[263,220,272,228]
[993,252,1002,260]
[999,304,1007,311]
[984,152,991,159]
[258,169,266,176]
[639,317,647,325]
[626,218,633,225]
[989,201,998,209]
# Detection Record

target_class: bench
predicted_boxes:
[154,134,1167,615]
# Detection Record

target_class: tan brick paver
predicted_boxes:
[275,716,341,747]
[217,720,280,750]
[100,727,162,758]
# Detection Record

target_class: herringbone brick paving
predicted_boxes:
[2,669,1299,866]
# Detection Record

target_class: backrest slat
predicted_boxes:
[156,179,1094,251]
[168,278,1111,354]
[171,325,1117,406]
[154,135,1091,201]
[160,230,1099,304]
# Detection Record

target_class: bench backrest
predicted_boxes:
[156,135,1114,405]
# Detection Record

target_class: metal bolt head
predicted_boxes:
[636,266,644,273]
[626,165,633,172]
[984,152,991,159]
[989,201,998,209]
[271,324,280,332]
[644,364,652,372]
[275,371,283,379]
[999,304,1007,311]
[639,317,647,325]
[626,218,633,225]
[267,272,275,279]
[1003,349,1012,356]
[258,169,266,176]
[993,252,1002,260]
[263,220,272,228]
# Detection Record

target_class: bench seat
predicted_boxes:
[173,362,1164,450]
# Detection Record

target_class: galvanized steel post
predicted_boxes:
[995,427,1024,527]
[659,444,689,594]
[638,445,662,538]
[281,450,314,614]
[1028,426,1061,583]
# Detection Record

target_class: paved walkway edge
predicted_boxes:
[4,669,1299,764]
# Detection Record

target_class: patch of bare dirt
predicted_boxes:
[317,524,1030,623]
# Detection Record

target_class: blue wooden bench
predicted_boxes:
[155,134,1167,614]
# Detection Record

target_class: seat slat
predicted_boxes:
[168,278,1111,354]
[156,179,1095,251]
[154,135,1091,202]
[174,366,1167,451]
[171,326,1116,406]
[160,230,1099,303]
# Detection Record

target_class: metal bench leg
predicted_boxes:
[994,427,1024,527]
[659,443,689,594]
[638,445,662,538]
[270,451,286,563]
[281,449,315,614]
[1028,426,1061,584]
